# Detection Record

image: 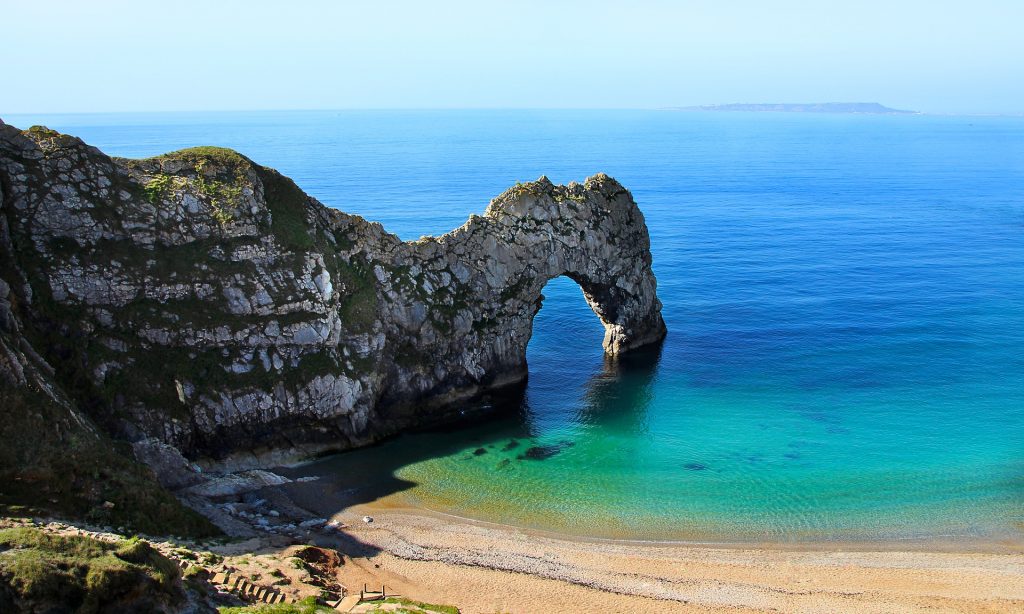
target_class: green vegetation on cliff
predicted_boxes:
[133,146,249,227]
[0,527,182,613]
[0,163,217,536]
[254,164,315,250]
[0,378,218,537]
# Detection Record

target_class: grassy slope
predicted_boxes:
[0,526,182,613]
[0,374,217,537]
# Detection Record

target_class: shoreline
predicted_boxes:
[354,498,1024,554]
[152,460,1024,612]
[316,501,1024,612]
[9,493,1021,613]
[272,431,1024,557]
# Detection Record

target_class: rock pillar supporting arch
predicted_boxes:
[563,269,667,356]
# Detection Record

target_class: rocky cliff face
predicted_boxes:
[0,120,666,470]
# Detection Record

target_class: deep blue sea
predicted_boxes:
[7,110,1024,542]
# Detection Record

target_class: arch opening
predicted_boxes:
[521,275,607,429]
[520,274,666,432]
[526,275,608,369]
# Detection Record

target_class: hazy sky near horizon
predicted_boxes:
[3,0,1022,115]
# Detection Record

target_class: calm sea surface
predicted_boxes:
[7,110,1024,542]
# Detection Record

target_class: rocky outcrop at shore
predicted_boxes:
[0,120,665,479]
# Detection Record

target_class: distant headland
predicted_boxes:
[670,102,918,114]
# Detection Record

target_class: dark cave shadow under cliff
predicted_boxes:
[274,382,533,517]
[223,339,664,564]
[271,339,665,521]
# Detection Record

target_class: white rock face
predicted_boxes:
[0,121,666,465]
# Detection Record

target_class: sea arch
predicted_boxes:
[0,124,666,456]
[388,174,668,408]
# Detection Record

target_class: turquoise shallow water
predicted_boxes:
[7,110,1024,541]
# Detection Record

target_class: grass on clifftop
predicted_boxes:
[130,146,317,251]
[139,145,251,169]
[134,147,250,227]
[0,527,181,613]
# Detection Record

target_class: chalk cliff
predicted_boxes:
[0,121,666,479]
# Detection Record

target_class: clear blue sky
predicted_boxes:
[3,0,1022,115]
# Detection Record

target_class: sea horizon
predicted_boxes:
[7,107,1024,120]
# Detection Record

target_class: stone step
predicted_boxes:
[174,562,301,606]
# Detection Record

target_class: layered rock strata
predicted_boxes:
[0,120,666,466]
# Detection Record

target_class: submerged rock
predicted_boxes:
[520,446,560,460]
[518,441,575,461]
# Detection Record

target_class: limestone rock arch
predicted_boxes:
[380,174,667,412]
[0,122,667,459]
[480,175,665,356]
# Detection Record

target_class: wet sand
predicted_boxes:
[323,502,1024,613]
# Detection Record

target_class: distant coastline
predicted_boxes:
[669,102,918,114]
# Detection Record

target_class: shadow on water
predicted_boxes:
[276,338,666,521]
[577,341,664,434]
[276,382,531,515]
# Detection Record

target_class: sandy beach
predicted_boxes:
[315,502,1024,613]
